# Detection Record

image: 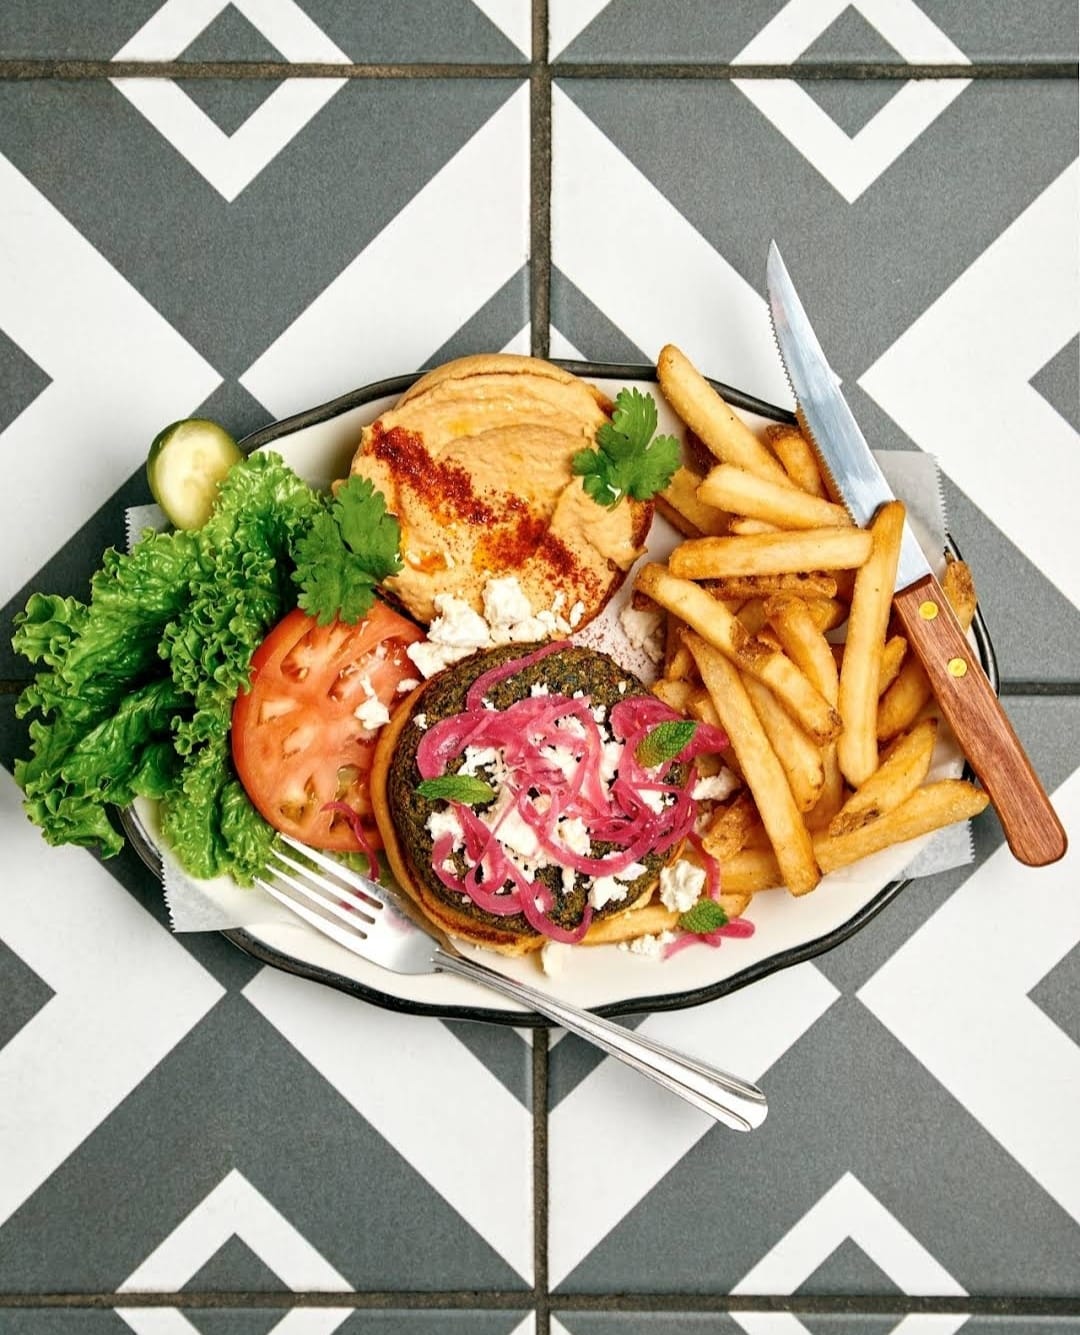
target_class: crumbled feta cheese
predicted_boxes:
[541,940,571,977]
[556,816,591,857]
[459,745,501,777]
[396,678,420,694]
[620,930,677,958]
[406,639,473,679]
[351,673,390,730]
[540,744,579,781]
[659,859,706,913]
[507,615,551,642]
[430,594,491,647]
[592,704,607,724]
[619,605,665,663]
[588,876,630,911]
[569,600,585,628]
[413,713,428,730]
[483,576,534,629]
[692,770,740,803]
[427,807,465,849]
[598,739,623,785]
[530,683,551,697]
[482,787,542,863]
[354,694,391,730]
[587,860,647,910]
[639,787,669,815]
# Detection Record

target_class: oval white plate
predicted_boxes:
[124,363,995,1023]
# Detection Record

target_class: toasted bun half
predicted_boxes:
[347,353,652,629]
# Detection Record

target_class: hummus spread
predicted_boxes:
[348,354,653,627]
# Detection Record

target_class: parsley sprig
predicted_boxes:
[293,477,402,625]
[573,388,680,509]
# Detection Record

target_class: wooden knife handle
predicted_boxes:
[892,573,1067,867]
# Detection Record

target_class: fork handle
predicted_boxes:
[433,949,767,1131]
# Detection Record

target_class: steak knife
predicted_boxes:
[765,241,1066,867]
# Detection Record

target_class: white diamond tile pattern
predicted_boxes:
[732,0,971,201]
[111,0,351,201]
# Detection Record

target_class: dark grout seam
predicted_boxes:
[3,1294,1079,1314]
[529,0,552,362]
[0,59,1075,81]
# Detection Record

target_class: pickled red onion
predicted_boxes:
[416,646,732,943]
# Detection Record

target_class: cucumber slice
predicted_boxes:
[147,418,243,530]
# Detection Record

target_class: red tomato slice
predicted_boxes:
[232,603,425,852]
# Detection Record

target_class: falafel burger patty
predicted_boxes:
[370,641,710,956]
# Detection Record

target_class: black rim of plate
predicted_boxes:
[122,362,998,1027]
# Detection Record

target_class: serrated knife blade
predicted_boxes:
[766,242,930,592]
[764,240,1066,868]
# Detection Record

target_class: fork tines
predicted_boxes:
[255,840,384,945]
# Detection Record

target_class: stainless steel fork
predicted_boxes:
[256,835,767,1131]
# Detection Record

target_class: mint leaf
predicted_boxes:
[678,899,729,935]
[573,388,680,509]
[417,775,497,806]
[635,719,698,768]
[293,477,402,625]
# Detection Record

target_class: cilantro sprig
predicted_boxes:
[417,775,497,806]
[293,477,402,625]
[573,388,680,509]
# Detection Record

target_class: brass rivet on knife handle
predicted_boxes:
[892,573,1068,867]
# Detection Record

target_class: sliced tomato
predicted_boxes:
[232,603,425,851]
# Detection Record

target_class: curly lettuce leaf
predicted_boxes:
[11,451,319,871]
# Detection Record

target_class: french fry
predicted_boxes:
[657,465,730,537]
[765,596,840,705]
[806,598,848,633]
[805,747,846,831]
[686,686,723,729]
[736,598,768,634]
[698,464,851,530]
[742,675,825,812]
[685,632,820,895]
[728,517,780,535]
[701,791,760,862]
[663,615,696,682]
[765,423,827,497]
[814,779,989,873]
[878,634,908,696]
[657,344,793,487]
[637,566,842,744]
[837,501,906,787]
[705,572,838,602]
[719,847,784,894]
[827,718,939,837]
[877,559,978,741]
[651,677,695,713]
[668,528,873,579]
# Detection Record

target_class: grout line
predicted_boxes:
[3,1294,1079,1314]
[529,0,552,362]
[532,1025,551,1335]
[0,59,1075,81]
[552,60,1078,80]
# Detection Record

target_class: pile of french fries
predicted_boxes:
[636,343,989,910]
